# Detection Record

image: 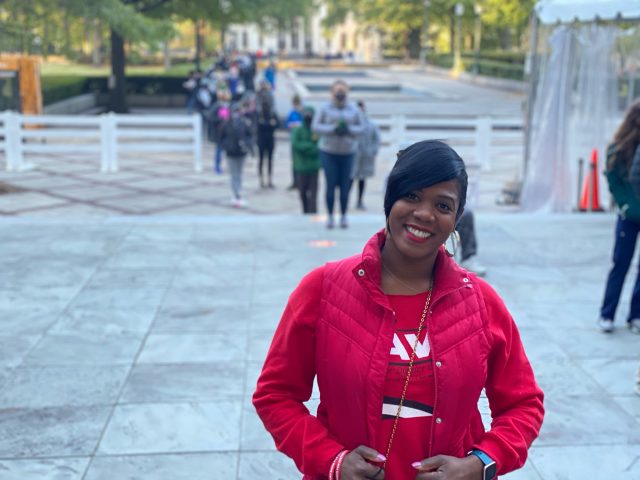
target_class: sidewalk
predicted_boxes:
[0,212,638,479]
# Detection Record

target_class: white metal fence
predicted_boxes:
[0,111,521,176]
[0,111,203,173]
[370,114,523,172]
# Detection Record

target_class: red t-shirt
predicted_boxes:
[376,292,435,480]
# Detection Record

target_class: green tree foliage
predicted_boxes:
[324,0,534,57]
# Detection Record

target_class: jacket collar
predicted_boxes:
[354,229,472,308]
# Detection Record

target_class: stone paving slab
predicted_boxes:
[0,213,637,479]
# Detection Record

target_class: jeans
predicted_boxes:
[296,172,319,214]
[227,155,246,199]
[600,216,640,322]
[321,151,354,217]
[214,144,223,173]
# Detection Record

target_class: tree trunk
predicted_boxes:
[499,28,512,50]
[407,28,421,59]
[109,28,128,113]
[194,19,202,70]
[93,19,102,66]
[163,41,171,70]
[449,14,455,54]
[63,8,72,58]
[220,24,227,52]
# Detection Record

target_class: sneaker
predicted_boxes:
[356,202,366,211]
[237,198,248,208]
[326,216,335,229]
[598,318,614,333]
[340,216,348,229]
[628,318,640,334]
[460,256,487,277]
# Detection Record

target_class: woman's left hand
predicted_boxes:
[412,454,483,480]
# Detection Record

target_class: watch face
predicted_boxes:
[485,463,497,480]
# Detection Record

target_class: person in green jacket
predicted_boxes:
[292,107,321,214]
[600,100,640,334]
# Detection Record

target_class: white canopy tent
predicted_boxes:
[521,0,640,212]
[536,0,640,24]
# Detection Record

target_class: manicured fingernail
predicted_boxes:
[412,462,422,469]
[376,454,387,462]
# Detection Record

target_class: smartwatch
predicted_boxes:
[467,449,497,480]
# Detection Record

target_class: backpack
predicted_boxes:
[222,117,250,157]
[629,144,640,198]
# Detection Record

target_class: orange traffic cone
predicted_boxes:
[579,170,591,211]
[590,148,603,211]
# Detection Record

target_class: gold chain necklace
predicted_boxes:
[383,284,433,470]
[382,261,429,294]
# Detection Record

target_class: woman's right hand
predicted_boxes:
[339,445,386,480]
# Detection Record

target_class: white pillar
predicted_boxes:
[193,113,203,172]
[5,111,23,172]
[100,112,118,172]
[475,116,492,171]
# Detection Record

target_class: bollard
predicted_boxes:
[577,158,584,210]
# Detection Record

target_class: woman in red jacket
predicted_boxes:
[253,140,544,480]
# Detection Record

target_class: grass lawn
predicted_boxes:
[41,62,193,77]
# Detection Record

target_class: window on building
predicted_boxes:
[242,31,248,49]
[341,33,346,50]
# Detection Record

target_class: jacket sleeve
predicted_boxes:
[252,267,345,476]
[312,106,336,135]
[473,281,545,475]
[347,107,365,135]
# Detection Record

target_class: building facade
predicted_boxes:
[225,3,382,62]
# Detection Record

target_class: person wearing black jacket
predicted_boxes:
[256,99,279,188]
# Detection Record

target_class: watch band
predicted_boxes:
[468,449,497,480]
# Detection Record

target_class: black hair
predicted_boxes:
[384,140,468,220]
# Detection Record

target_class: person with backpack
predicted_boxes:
[220,104,254,208]
[292,107,320,213]
[256,99,279,188]
[206,89,231,174]
[599,100,640,334]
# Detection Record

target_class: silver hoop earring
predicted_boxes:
[444,230,460,257]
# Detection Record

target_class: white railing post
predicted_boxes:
[390,114,406,152]
[100,113,110,172]
[107,113,118,172]
[475,116,492,171]
[192,113,203,172]
[5,111,23,171]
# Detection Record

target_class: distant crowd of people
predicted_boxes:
[186,66,486,275]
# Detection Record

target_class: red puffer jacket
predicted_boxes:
[253,230,544,479]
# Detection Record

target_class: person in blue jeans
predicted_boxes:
[312,80,364,228]
[600,100,640,334]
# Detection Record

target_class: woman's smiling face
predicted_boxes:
[386,179,460,261]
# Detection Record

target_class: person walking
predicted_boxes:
[312,80,364,229]
[220,104,253,208]
[292,107,320,214]
[207,89,231,174]
[599,100,640,334]
[256,98,279,188]
[351,100,380,211]
[253,140,544,480]
[286,95,305,190]
[264,60,277,90]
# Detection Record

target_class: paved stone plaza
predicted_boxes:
[0,213,639,479]
[0,68,638,479]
